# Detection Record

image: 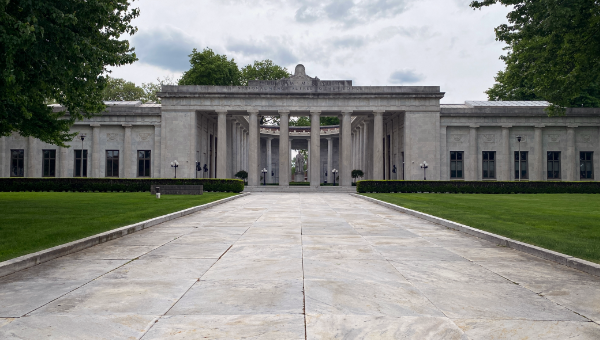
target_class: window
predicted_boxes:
[580,152,594,179]
[450,151,464,179]
[514,151,528,180]
[10,149,24,177]
[106,150,119,177]
[547,151,561,179]
[138,150,151,177]
[42,150,56,177]
[482,151,496,179]
[74,150,88,177]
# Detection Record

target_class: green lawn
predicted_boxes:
[363,193,600,264]
[0,192,236,262]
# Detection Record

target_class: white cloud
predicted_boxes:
[389,69,425,84]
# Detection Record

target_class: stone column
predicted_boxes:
[248,111,259,186]
[326,137,333,183]
[92,124,100,178]
[153,124,161,178]
[216,111,227,178]
[533,126,544,180]
[235,123,241,172]
[372,111,384,180]
[501,126,511,181]
[468,126,479,181]
[123,124,132,178]
[226,117,234,178]
[311,110,322,187]
[341,111,352,186]
[266,137,273,184]
[257,117,261,180]
[27,136,35,177]
[59,146,68,178]
[307,138,311,182]
[279,111,290,186]
[566,126,576,181]
[362,122,368,176]
[440,125,447,180]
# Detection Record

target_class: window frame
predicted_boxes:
[73,149,88,177]
[580,151,594,180]
[449,151,464,179]
[10,149,25,177]
[42,149,56,177]
[137,150,151,177]
[547,151,561,180]
[482,151,496,179]
[106,150,120,178]
[514,151,529,180]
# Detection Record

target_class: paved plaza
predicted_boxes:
[1,193,599,339]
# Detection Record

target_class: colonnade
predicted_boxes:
[214,110,386,187]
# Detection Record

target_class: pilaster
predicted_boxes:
[91,124,100,178]
[153,124,161,178]
[341,111,352,186]
[566,126,577,181]
[123,124,132,178]
[248,111,259,186]
[501,126,511,181]
[468,126,479,181]
[279,111,290,186]
[440,125,448,180]
[533,126,544,181]
[372,111,384,180]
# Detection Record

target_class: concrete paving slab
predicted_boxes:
[0,318,14,328]
[305,279,444,317]
[167,280,304,315]
[0,279,87,317]
[102,258,216,281]
[415,282,586,321]
[538,283,600,323]
[33,279,195,316]
[364,236,436,247]
[391,261,509,284]
[304,259,409,282]
[448,246,542,262]
[236,233,302,245]
[220,245,302,260]
[201,259,304,281]
[143,243,232,259]
[454,319,600,340]
[302,235,369,246]
[0,315,157,339]
[65,245,158,260]
[354,227,419,237]
[306,315,467,340]
[0,259,127,282]
[143,315,305,340]
[376,245,469,262]
[303,245,383,260]
[301,226,360,236]
[105,230,184,246]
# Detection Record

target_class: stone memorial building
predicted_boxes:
[1,65,599,188]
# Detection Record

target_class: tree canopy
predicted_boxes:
[102,76,175,104]
[178,48,241,86]
[288,116,340,126]
[1,0,139,146]
[471,0,600,115]
[240,60,290,85]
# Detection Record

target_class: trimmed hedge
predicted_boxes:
[356,180,600,194]
[0,178,245,193]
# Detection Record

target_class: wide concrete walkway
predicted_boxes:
[1,193,599,339]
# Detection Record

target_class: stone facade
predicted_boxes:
[1,65,599,186]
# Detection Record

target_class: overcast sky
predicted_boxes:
[108,0,512,104]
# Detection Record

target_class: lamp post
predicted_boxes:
[516,136,522,181]
[420,161,429,180]
[170,160,179,178]
[332,169,338,186]
[79,135,85,177]
[261,168,268,186]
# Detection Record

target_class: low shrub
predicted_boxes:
[0,178,245,193]
[356,180,600,194]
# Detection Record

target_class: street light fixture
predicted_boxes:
[331,169,339,186]
[261,168,268,186]
[516,136,522,181]
[79,135,85,177]
[170,160,179,178]
[420,161,429,180]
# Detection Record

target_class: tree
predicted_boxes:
[234,170,248,184]
[240,60,290,85]
[1,0,139,146]
[102,77,145,102]
[178,48,241,86]
[470,0,600,115]
[141,76,176,103]
[320,117,340,126]
[289,116,340,126]
[351,169,364,183]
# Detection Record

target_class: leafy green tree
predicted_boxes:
[1,0,139,146]
[471,0,600,115]
[289,117,311,126]
[240,60,290,85]
[178,48,241,86]
[289,116,340,126]
[102,77,145,102]
[141,76,176,103]
[320,117,340,126]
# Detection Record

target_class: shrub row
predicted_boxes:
[0,178,245,193]
[356,180,600,194]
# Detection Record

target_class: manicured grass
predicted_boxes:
[363,193,600,264]
[0,192,236,262]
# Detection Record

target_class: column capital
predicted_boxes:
[309,110,321,115]
[340,110,353,115]
[90,123,101,127]
[534,125,546,128]
[122,124,132,128]
[501,125,512,129]
[469,125,480,129]
[372,110,385,116]
[278,110,290,115]
[216,110,228,116]
[326,137,332,141]
[567,125,578,128]
[247,110,258,116]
